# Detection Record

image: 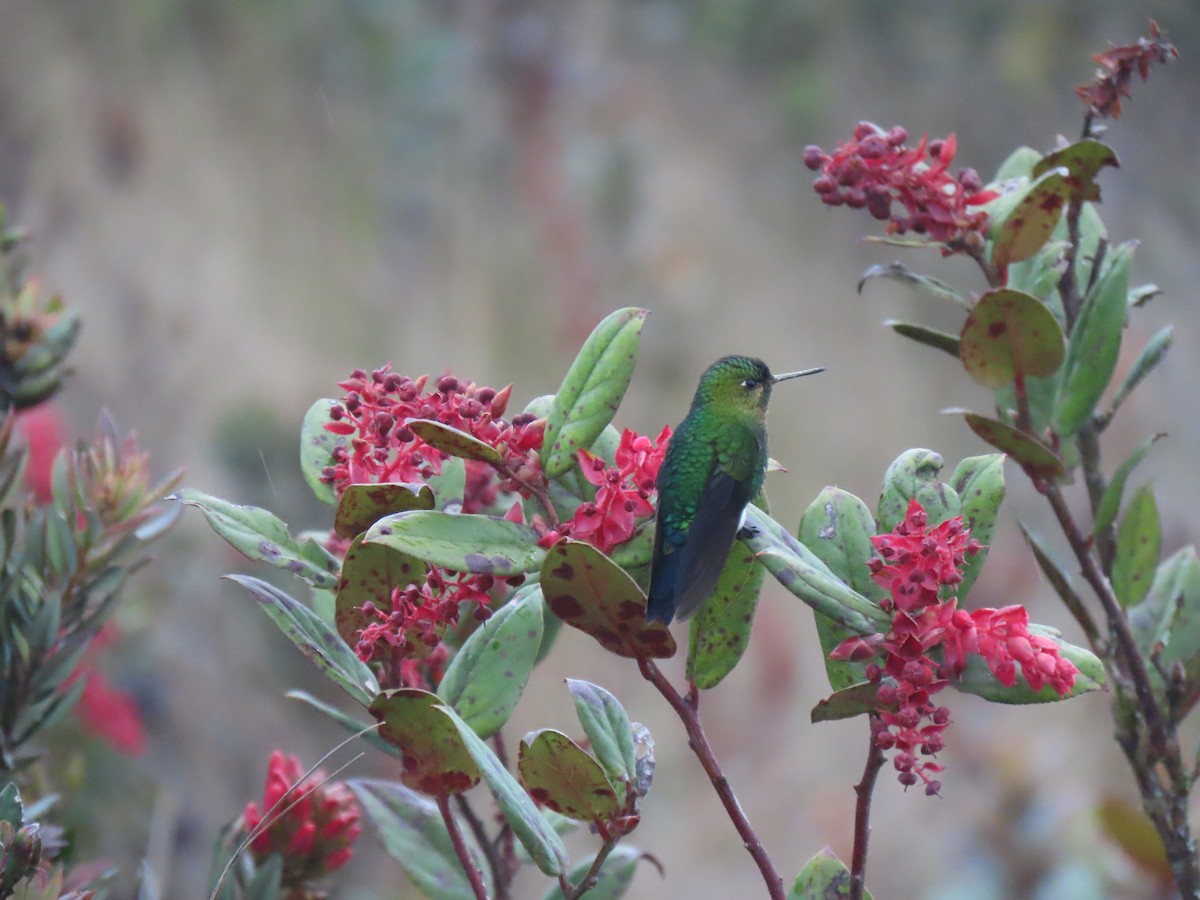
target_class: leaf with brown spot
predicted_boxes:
[365,510,545,575]
[335,482,435,539]
[299,398,345,506]
[945,410,1065,480]
[406,419,504,466]
[369,689,482,796]
[541,540,676,659]
[1031,139,1119,203]
[959,289,1064,389]
[810,681,881,723]
[1113,484,1161,608]
[686,539,767,690]
[789,848,870,899]
[990,168,1072,273]
[518,730,620,824]
[335,534,425,646]
[875,448,960,532]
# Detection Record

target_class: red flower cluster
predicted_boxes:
[805,123,997,248]
[242,751,361,887]
[321,367,545,512]
[832,499,1078,794]
[537,426,670,554]
[1076,20,1177,120]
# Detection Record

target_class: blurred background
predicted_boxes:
[3,1,1200,897]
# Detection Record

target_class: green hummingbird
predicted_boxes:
[646,355,823,624]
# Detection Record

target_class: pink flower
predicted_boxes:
[66,623,147,756]
[242,751,361,888]
[806,123,997,251]
[832,499,1078,793]
[15,403,66,504]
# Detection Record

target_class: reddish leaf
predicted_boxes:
[369,689,481,795]
[946,409,1065,480]
[335,482,434,539]
[990,169,1072,273]
[518,730,620,824]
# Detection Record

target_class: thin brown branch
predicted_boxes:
[438,793,490,900]
[850,718,886,900]
[563,837,620,900]
[456,794,507,900]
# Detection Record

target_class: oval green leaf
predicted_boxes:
[335,534,425,646]
[406,419,504,466]
[790,848,869,900]
[1112,484,1161,608]
[365,510,545,575]
[810,681,880,724]
[990,168,1072,273]
[948,411,1065,480]
[685,540,767,690]
[1031,139,1119,203]
[540,845,645,900]
[959,289,1064,389]
[566,679,639,789]
[953,626,1105,703]
[334,482,435,539]
[518,730,621,823]
[949,454,1006,599]
[876,448,959,532]
[299,398,345,506]
[369,689,482,795]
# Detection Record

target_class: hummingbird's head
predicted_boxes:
[692,356,823,419]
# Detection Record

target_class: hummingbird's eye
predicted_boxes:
[741,378,758,390]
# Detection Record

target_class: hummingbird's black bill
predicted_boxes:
[771,366,825,383]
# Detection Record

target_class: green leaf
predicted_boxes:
[566,679,639,789]
[990,168,1072,273]
[1113,485,1161,608]
[437,585,544,738]
[810,681,880,723]
[1094,433,1165,537]
[540,845,645,900]
[334,482,435,539]
[1007,241,1070,311]
[406,419,504,466]
[435,704,569,876]
[789,848,869,900]
[299,399,344,506]
[882,320,961,357]
[228,575,379,705]
[742,506,889,636]
[992,145,1043,182]
[876,448,960,532]
[0,783,23,828]
[518,730,621,823]
[797,488,880,690]
[857,262,969,309]
[949,455,1006,599]
[947,411,1065,480]
[176,489,339,589]
[953,626,1105,703]
[1031,139,1119,203]
[243,854,283,900]
[685,540,767,689]
[364,510,545,575]
[542,308,648,478]
[541,540,676,659]
[959,289,1064,388]
[1095,798,1171,883]
[1107,325,1172,419]
[1128,547,1198,660]
[334,534,425,647]
[1019,524,1091,633]
[369,689,482,795]
[427,455,467,511]
[350,779,487,900]
[1053,240,1135,437]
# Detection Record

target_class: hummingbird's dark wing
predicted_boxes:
[647,422,759,623]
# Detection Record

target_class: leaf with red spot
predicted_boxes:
[990,168,1073,273]
[540,540,676,659]
[959,289,1064,389]
[945,410,1065,480]
[335,482,435,539]
[686,539,767,690]
[369,689,482,795]
[518,730,621,824]
[335,534,425,646]
[406,419,504,466]
[1032,139,1119,203]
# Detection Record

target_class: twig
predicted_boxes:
[562,837,620,900]
[438,793,490,900]
[456,794,507,900]
[849,718,886,900]
[636,657,784,900]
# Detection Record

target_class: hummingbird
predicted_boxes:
[646,356,823,624]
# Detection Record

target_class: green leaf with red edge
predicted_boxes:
[542,307,649,479]
[540,539,676,659]
[518,730,621,823]
[436,584,544,739]
[539,845,646,900]
[949,454,1006,600]
[946,410,1065,480]
[1032,139,1119,203]
[175,489,339,589]
[364,510,545,576]
[335,533,425,646]
[1053,240,1135,437]
[566,679,639,789]
[876,448,960,532]
[810,681,880,723]
[789,849,870,900]
[953,626,1104,703]
[685,539,767,690]
[1112,485,1161,608]
[227,574,379,705]
[334,482,435,539]
[434,703,569,876]
[883,320,961,358]
[350,779,490,900]
[959,289,1064,389]
[369,689,482,795]
[1096,798,1172,886]
[406,419,504,466]
[798,487,880,691]
[299,398,344,506]
[990,168,1072,273]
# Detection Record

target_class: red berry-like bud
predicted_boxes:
[858,135,886,159]
[924,780,941,796]
[822,192,846,207]
[865,187,892,221]
[844,189,867,209]
[802,145,825,170]
[813,174,838,194]
[854,121,879,141]
[886,125,908,146]
[437,375,459,394]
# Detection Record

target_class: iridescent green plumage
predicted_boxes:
[646,356,822,623]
